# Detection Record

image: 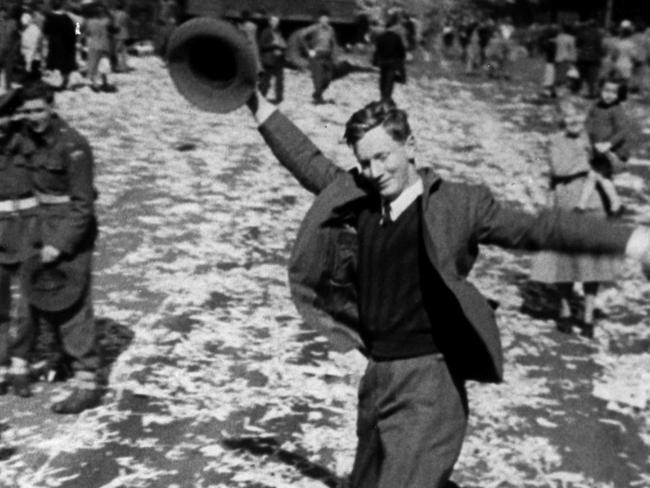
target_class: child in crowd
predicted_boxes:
[576,76,634,216]
[531,100,623,338]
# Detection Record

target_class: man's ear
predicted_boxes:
[405,135,416,161]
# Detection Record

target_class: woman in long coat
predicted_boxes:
[43,0,77,90]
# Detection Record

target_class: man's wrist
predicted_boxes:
[253,98,277,126]
[625,226,650,260]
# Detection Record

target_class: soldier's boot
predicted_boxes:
[9,358,31,398]
[51,371,102,414]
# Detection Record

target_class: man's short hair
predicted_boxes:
[317,8,330,18]
[20,81,55,105]
[50,0,64,10]
[344,100,412,146]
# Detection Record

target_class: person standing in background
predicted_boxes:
[239,11,261,74]
[373,13,406,102]
[42,0,78,91]
[299,9,337,104]
[554,23,577,90]
[576,19,604,99]
[83,3,116,92]
[531,102,623,338]
[13,81,102,413]
[258,13,286,104]
[111,0,131,73]
[20,11,43,81]
[0,5,21,89]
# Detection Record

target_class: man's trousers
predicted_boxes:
[309,54,334,101]
[378,62,402,101]
[0,263,29,368]
[12,283,99,375]
[259,61,285,102]
[349,354,468,488]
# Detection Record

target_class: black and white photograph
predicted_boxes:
[1,0,650,487]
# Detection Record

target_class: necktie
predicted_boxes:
[381,200,392,226]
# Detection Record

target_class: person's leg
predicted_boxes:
[587,62,600,98]
[275,63,284,103]
[349,360,382,488]
[375,355,468,488]
[258,68,271,97]
[556,282,574,333]
[384,65,396,101]
[4,52,15,89]
[9,265,35,397]
[576,171,598,210]
[49,285,102,414]
[60,70,70,90]
[595,174,622,213]
[321,57,334,97]
[310,57,325,102]
[116,40,129,71]
[86,48,101,88]
[580,282,600,338]
[0,265,11,394]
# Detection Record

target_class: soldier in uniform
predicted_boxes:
[13,82,101,414]
[0,89,40,398]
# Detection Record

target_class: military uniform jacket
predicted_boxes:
[26,116,97,258]
[0,132,40,264]
[258,111,633,383]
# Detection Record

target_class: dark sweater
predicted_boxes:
[357,197,455,360]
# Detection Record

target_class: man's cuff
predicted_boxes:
[625,227,650,260]
[255,105,277,127]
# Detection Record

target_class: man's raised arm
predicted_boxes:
[247,91,345,194]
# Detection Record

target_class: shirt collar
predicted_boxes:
[384,178,423,221]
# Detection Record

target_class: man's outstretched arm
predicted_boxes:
[248,91,345,195]
[473,185,650,272]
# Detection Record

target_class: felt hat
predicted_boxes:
[24,253,90,312]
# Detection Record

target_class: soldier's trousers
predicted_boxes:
[0,263,29,367]
[12,284,99,374]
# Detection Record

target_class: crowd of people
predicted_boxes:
[0,0,133,94]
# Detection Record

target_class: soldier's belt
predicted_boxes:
[37,193,71,204]
[0,197,38,212]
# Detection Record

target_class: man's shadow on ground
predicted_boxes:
[222,436,480,488]
[223,436,342,487]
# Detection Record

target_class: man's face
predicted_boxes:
[601,82,619,104]
[17,98,52,134]
[269,16,279,28]
[318,15,330,26]
[353,125,417,202]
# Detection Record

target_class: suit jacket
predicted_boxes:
[258,111,633,383]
